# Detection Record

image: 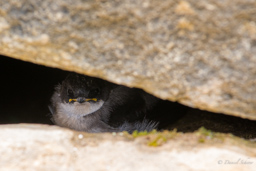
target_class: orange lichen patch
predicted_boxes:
[177,18,194,31]
[242,22,256,37]
[175,1,195,15]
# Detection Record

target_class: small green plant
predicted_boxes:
[129,129,178,147]
[132,129,157,138]
[197,127,214,143]
[147,129,177,147]
[198,127,213,137]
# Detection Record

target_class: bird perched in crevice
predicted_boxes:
[49,73,187,133]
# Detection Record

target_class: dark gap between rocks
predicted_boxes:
[1,55,256,139]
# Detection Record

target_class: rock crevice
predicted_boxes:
[0,0,255,119]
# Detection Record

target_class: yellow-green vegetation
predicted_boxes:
[196,127,215,143]
[131,129,157,138]
[128,129,178,147]
[197,127,214,137]
[129,127,217,146]
[123,127,256,148]
[147,129,178,147]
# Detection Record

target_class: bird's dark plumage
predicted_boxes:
[49,73,187,133]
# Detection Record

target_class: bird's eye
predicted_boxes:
[88,88,100,98]
[67,89,74,96]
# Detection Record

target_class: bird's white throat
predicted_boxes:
[57,100,104,117]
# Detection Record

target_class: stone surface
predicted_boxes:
[0,0,256,119]
[0,124,255,171]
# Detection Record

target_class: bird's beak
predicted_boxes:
[77,97,86,103]
[69,98,98,103]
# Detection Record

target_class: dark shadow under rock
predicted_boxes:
[168,109,256,139]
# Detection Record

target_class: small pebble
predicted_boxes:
[78,134,83,139]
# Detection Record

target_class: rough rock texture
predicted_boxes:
[0,124,255,171]
[0,0,256,119]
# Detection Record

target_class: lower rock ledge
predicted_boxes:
[0,124,255,171]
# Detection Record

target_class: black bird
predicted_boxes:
[49,73,187,133]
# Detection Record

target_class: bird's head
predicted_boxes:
[60,73,113,104]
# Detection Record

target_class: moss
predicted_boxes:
[147,134,168,147]
[132,129,157,138]
[124,127,256,148]
[198,138,205,143]
[123,129,178,147]
[195,127,229,143]
[197,127,214,138]
[147,129,178,147]
[150,130,177,146]
[196,127,214,143]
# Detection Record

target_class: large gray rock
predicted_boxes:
[0,0,255,119]
[0,124,255,171]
